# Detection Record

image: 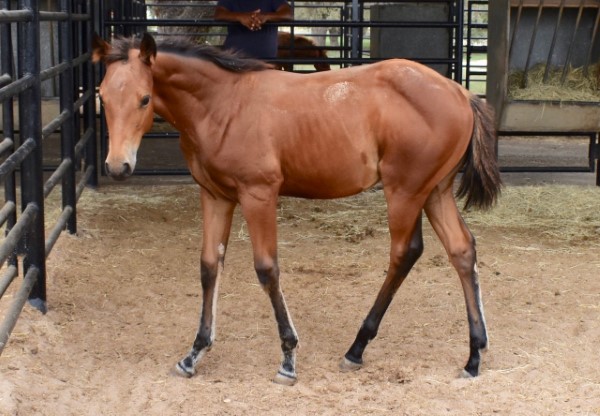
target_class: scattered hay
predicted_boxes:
[463,185,600,245]
[277,189,388,244]
[3,183,599,258]
[508,63,600,102]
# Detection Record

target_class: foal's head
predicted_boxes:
[93,33,157,180]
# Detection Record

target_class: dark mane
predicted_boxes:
[105,35,272,73]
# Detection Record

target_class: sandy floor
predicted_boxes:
[1,182,599,415]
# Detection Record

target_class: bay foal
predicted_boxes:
[93,33,502,385]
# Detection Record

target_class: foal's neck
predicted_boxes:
[150,52,241,135]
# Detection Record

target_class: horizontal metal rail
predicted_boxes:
[43,157,72,198]
[107,18,462,29]
[0,74,36,101]
[0,201,16,228]
[42,110,71,139]
[0,265,18,299]
[0,138,36,184]
[45,205,73,257]
[0,73,11,88]
[0,137,14,157]
[0,266,40,355]
[0,9,32,23]
[0,203,38,270]
[76,165,95,201]
[40,61,70,83]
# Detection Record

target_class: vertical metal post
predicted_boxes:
[123,0,132,36]
[350,0,359,61]
[455,0,464,83]
[465,1,473,89]
[59,0,76,234]
[82,0,98,188]
[1,0,18,270]
[18,0,46,312]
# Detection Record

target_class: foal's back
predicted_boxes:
[232,60,474,199]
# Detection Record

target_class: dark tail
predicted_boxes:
[455,95,503,211]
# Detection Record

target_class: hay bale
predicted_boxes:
[507,63,600,102]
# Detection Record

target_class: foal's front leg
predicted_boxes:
[176,193,235,377]
[240,190,299,385]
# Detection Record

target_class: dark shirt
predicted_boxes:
[217,0,288,59]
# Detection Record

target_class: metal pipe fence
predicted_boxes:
[0,0,98,356]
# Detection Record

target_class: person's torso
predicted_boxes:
[219,0,286,59]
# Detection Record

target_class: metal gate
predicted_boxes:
[0,0,97,355]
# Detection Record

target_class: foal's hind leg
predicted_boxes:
[176,192,235,377]
[424,182,488,377]
[343,205,424,371]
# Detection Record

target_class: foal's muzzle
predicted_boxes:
[105,161,132,181]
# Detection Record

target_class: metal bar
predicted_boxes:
[0,201,16,228]
[108,19,462,29]
[522,1,545,88]
[18,0,46,310]
[543,0,566,83]
[0,138,14,157]
[73,52,91,68]
[42,109,70,140]
[81,0,98,189]
[45,205,73,258]
[76,165,94,201]
[0,266,40,355]
[0,9,32,23]
[0,74,36,101]
[73,88,92,111]
[40,61,70,82]
[0,203,38,270]
[38,11,89,22]
[0,73,11,87]
[560,0,586,84]
[458,0,464,84]
[500,166,594,172]
[465,1,474,89]
[43,157,72,198]
[59,0,77,234]
[39,11,69,21]
[74,127,93,156]
[1,0,18,272]
[0,265,18,299]
[583,7,600,77]
[588,133,597,172]
[0,138,36,184]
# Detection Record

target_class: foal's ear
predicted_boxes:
[139,33,157,66]
[92,33,110,63]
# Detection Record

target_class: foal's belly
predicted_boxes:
[278,150,380,199]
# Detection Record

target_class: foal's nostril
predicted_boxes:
[123,162,132,176]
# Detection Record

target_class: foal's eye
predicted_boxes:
[140,95,151,108]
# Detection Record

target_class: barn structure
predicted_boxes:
[0,0,599,358]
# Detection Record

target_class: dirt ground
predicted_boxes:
[1,175,599,415]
